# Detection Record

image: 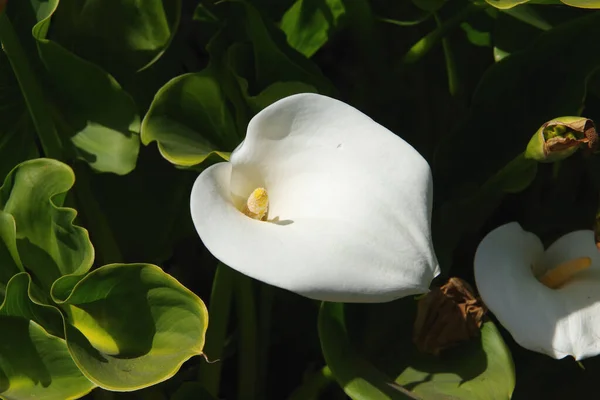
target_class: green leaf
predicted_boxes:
[485,0,530,9]
[31,1,140,175]
[0,273,96,400]
[280,0,346,58]
[52,263,208,391]
[0,159,94,292]
[236,1,334,94]
[141,72,237,167]
[3,0,141,175]
[36,41,141,175]
[560,0,600,7]
[318,302,417,400]
[0,211,24,290]
[347,300,515,400]
[396,322,515,399]
[50,0,182,77]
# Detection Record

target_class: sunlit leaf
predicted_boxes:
[396,322,515,399]
[141,71,237,167]
[35,41,141,175]
[235,1,334,94]
[280,0,346,58]
[0,273,96,400]
[347,299,515,400]
[4,0,141,175]
[560,0,600,8]
[52,263,208,391]
[485,0,530,9]
[460,22,491,47]
[0,158,94,292]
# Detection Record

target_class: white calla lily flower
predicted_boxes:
[475,222,600,360]
[191,93,440,302]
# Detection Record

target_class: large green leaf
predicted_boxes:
[50,0,182,77]
[32,0,140,175]
[2,0,141,175]
[141,71,236,167]
[395,322,515,399]
[0,159,93,292]
[52,263,208,391]
[346,299,515,400]
[280,0,346,58]
[0,273,96,400]
[0,158,209,394]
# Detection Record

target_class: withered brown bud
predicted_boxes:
[413,277,486,356]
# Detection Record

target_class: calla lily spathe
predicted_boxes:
[191,93,440,302]
[475,222,600,360]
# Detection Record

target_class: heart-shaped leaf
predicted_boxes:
[52,263,208,391]
[0,158,94,292]
[141,71,237,167]
[280,0,346,58]
[0,273,96,399]
[346,299,515,400]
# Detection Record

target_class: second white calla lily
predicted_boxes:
[475,222,600,360]
[191,93,440,302]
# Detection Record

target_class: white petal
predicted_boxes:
[475,223,600,360]
[191,93,439,302]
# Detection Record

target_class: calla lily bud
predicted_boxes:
[524,117,597,163]
[190,93,440,303]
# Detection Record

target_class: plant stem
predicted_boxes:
[0,11,63,160]
[287,365,334,400]
[256,284,273,398]
[435,13,461,98]
[401,2,486,65]
[236,272,258,400]
[197,263,235,397]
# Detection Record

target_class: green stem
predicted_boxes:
[401,2,486,65]
[0,12,63,159]
[287,365,334,400]
[197,263,235,397]
[376,13,431,27]
[434,13,461,98]
[236,272,258,400]
[256,284,273,398]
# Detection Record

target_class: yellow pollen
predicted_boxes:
[538,257,592,289]
[242,187,269,221]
